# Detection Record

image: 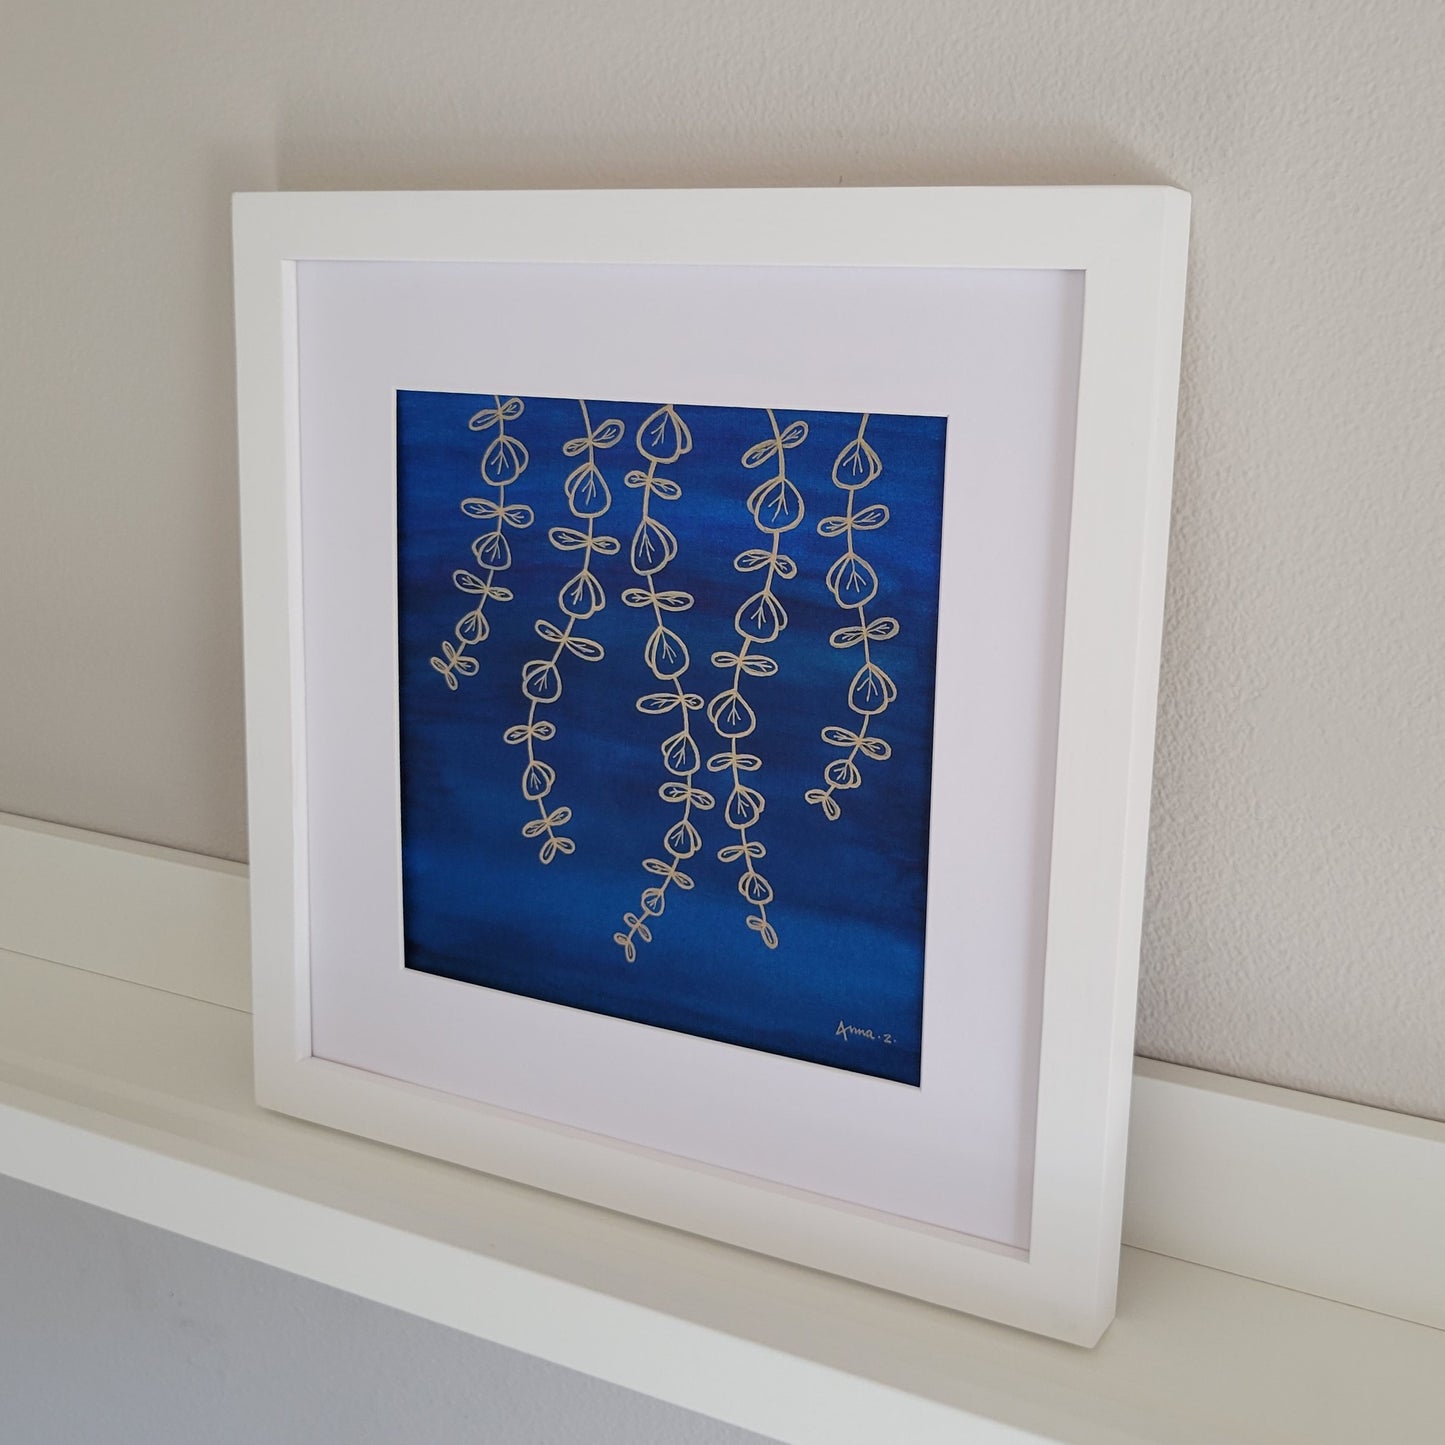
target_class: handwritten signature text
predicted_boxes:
[835,1019,894,1045]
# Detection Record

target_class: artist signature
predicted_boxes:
[835,1019,894,1046]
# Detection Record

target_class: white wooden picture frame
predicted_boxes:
[234,185,1189,1345]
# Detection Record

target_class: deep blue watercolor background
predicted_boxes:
[396,391,947,1086]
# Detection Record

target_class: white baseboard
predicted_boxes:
[0,812,249,1011]
[1126,1058,1444,1329]
[1,811,1441,1333]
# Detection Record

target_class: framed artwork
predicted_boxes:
[235,186,1190,1344]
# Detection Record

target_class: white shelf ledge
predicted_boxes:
[3,813,1444,1440]
[2,946,1443,1444]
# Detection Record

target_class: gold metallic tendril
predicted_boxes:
[706,409,809,950]
[430,396,535,689]
[805,415,899,821]
[614,405,711,961]
[504,399,625,864]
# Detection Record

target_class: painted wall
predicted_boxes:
[1,2,1440,1122]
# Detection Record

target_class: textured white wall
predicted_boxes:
[1,1,1441,1117]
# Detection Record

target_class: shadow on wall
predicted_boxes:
[270,121,1173,193]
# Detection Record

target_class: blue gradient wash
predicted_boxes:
[396,392,946,1086]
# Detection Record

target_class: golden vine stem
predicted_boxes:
[807,413,898,819]
[815,488,871,806]
[710,408,808,950]
[463,393,510,659]
[431,394,532,690]
[615,405,704,960]
[722,521,779,939]
[619,458,698,952]
[507,399,621,864]
[522,401,592,854]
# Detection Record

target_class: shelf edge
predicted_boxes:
[2,812,1442,1332]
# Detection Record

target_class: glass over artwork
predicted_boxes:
[396,391,947,1086]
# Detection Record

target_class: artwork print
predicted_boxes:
[397,392,947,1086]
